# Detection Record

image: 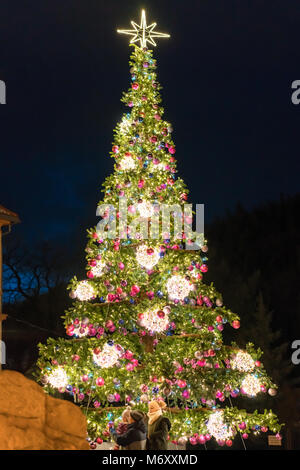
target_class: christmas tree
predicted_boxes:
[37,11,282,448]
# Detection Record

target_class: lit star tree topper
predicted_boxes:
[117,9,170,48]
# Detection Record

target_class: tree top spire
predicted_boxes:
[117,9,170,49]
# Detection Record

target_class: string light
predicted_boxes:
[231,351,255,372]
[47,367,68,389]
[74,280,95,301]
[136,244,160,269]
[166,275,193,301]
[241,374,261,396]
[93,343,123,368]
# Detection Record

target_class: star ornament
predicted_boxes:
[117,9,170,48]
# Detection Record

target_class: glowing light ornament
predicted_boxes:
[206,411,231,441]
[90,260,106,278]
[47,367,69,390]
[93,343,123,368]
[138,201,154,218]
[166,275,193,301]
[136,244,160,270]
[74,280,95,301]
[241,374,261,396]
[231,351,255,373]
[120,155,136,171]
[139,307,170,333]
[119,115,132,135]
[117,9,170,48]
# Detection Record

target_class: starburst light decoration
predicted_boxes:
[119,155,136,171]
[241,374,261,396]
[206,411,231,441]
[139,307,170,333]
[74,280,95,301]
[166,275,193,301]
[117,9,170,48]
[90,260,106,278]
[47,367,69,389]
[231,351,255,373]
[136,244,160,269]
[93,343,123,368]
[138,201,155,218]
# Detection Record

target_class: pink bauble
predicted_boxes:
[96,377,105,386]
[189,437,197,445]
[177,380,187,389]
[197,435,206,444]
[242,433,248,439]
[232,320,240,329]
[128,205,136,214]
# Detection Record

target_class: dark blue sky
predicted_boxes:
[0,0,299,245]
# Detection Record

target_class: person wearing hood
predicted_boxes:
[110,410,147,450]
[147,400,171,450]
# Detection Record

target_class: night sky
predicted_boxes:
[1,0,300,244]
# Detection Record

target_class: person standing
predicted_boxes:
[113,407,131,450]
[110,410,147,450]
[147,400,171,450]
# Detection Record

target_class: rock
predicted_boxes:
[0,370,90,450]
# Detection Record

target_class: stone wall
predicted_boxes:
[0,370,90,450]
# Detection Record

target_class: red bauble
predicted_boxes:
[232,320,240,329]
[157,310,165,318]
